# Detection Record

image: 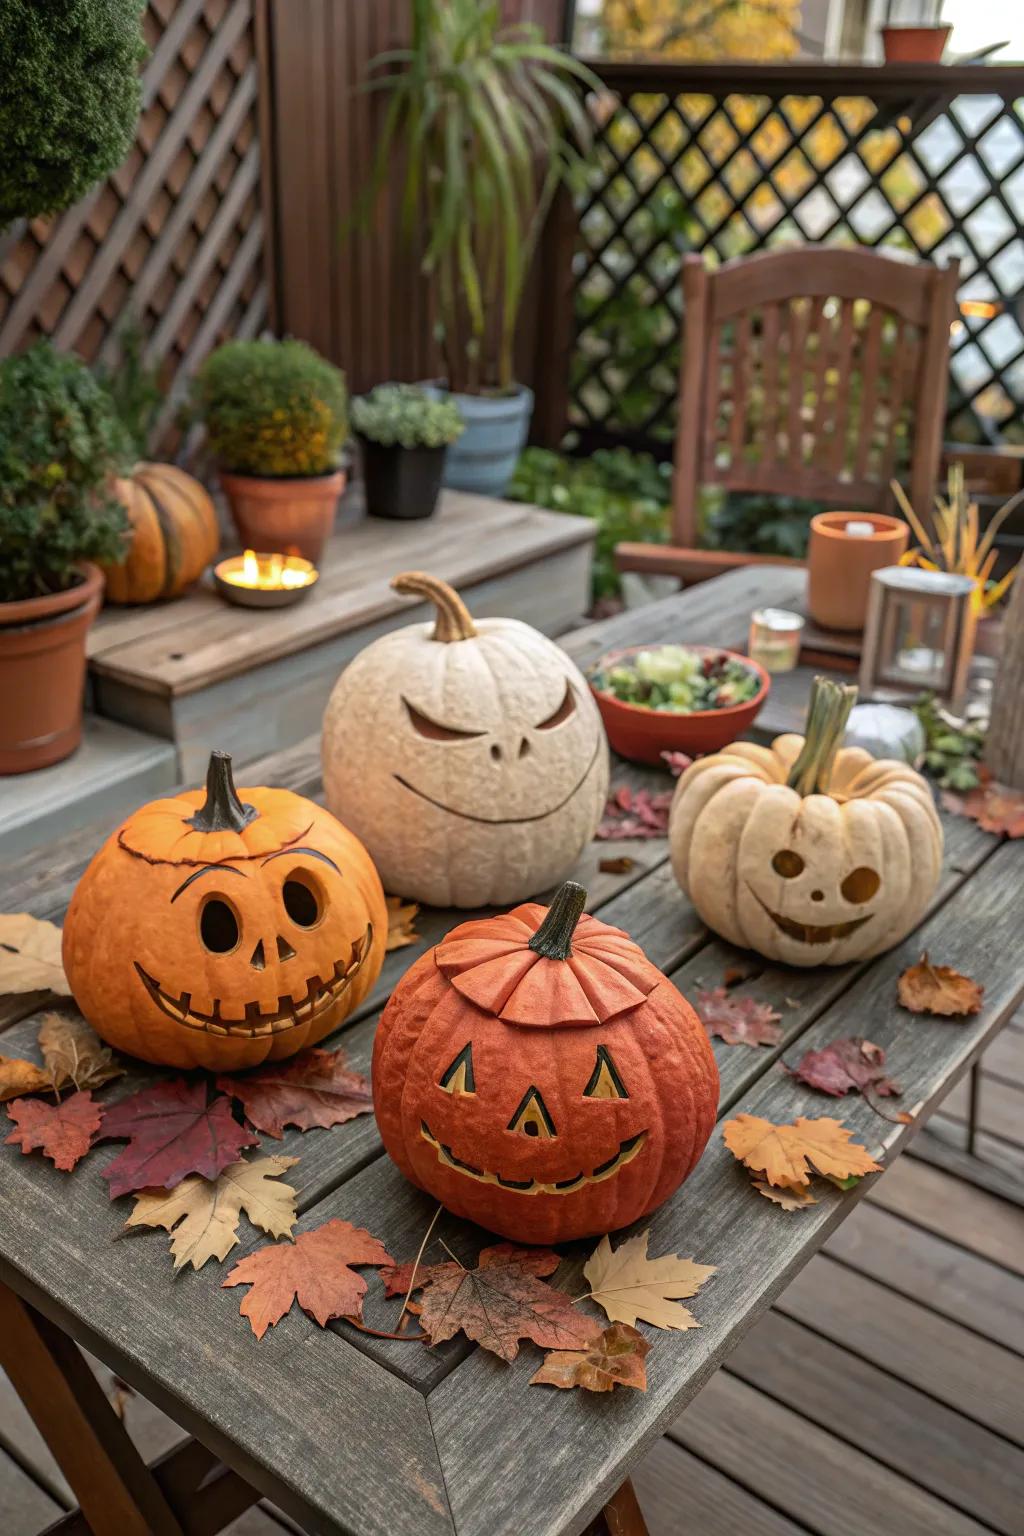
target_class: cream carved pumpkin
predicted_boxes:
[321,572,609,908]
[669,678,943,966]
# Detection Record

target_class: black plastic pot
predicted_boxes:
[359,438,446,520]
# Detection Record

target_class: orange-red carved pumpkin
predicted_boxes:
[103,463,220,603]
[63,750,387,1071]
[372,881,719,1244]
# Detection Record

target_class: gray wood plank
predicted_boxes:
[868,1156,1024,1278]
[0,1446,62,1536]
[630,1435,808,1536]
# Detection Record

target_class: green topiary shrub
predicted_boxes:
[352,385,464,449]
[0,342,131,603]
[193,339,348,477]
[0,0,146,229]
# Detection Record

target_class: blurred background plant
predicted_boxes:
[194,339,348,478]
[893,465,1022,613]
[353,385,464,449]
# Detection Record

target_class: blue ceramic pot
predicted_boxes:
[423,384,534,497]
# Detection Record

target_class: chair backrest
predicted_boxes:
[672,247,960,545]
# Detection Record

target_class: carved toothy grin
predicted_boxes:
[133,924,372,1036]
[420,1121,646,1196]
[751,889,873,946]
[393,735,603,824]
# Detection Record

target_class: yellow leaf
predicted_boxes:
[126,1155,299,1271]
[0,1055,54,1104]
[385,896,420,952]
[752,1178,817,1210]
[583,1229,716,1331]
[0,913,69,996]
[722,1113,882,1189]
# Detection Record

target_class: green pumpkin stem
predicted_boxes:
[391,571,478,642]
[787,677,858,797]
[529,881,588,960]
[187,750,258,833]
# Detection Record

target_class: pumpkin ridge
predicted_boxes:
[142,478,183,599]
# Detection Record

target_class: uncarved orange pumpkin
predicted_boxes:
[103,462,220,603]
[372,881,719,1245]
[63,750,387,1071]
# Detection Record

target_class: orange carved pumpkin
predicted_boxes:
[63,750,387,1071]
[372,881,719,1245]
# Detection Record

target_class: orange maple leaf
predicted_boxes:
[897,954,983,1018]
[530,1322,649,1393]
[5,1090,103,1171]
[942,781,1024,839]
[223,1218,393,1339]
[722,1113,881,1189]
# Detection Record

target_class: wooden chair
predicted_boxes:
[616,247,960,584]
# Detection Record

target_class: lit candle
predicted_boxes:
[213,549,319,608]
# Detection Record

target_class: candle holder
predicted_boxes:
[213,549,319,610]
[748,608,805,673]
[859,567,976,711]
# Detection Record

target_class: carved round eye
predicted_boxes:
[841,867,881,903]
[772,849,805,878]
[283,872,322,927]
[199,897,240,954]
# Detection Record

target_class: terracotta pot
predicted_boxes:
[219,468,346,563]
[807,512,909,632]
[0,564,104,774]
[880,25,951,63]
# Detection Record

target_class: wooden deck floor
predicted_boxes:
[3,1021,1021,1536]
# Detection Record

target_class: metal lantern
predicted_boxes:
[859,567,977,712]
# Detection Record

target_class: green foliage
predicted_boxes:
[702,490,821,559]
[591,645,759,712]
[352,385,464,449]
[193,340,348,478]
[912,692,986,790]
[507,446,670,599]
[0,342,130,603]
[93,315,163,461]
[0,0,145,228]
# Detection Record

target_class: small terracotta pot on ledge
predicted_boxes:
[880,24,951,63]
[807,512,909,633]
[219,467,346,563]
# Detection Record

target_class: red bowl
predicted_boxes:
[588,644,771,766]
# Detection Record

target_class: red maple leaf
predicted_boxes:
[216,1048,373,1139]
[695,987,782,1047]
[223,1218,393,1339]
[785,1037,902,1101]
[98,1080,258,1199]
[941,780,1024,838]
[597,787,674,841]
[5,1090,103,1172]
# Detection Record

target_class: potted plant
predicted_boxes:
[352,385,464,520]
[362,0,595,497]
[880,1,951,63]
[193,339,348,562]
[0,341,129,773]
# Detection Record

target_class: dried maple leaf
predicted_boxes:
[660,750,694,777]
[38,1012,124,1093]
[5,1090,102,1171]
[784,1037,901,1101]
[0,1055,53,1103]
[530,1322,649,1393]
[596,785,674,840]
[0,913,69,995]
[385,895,420,951]
[583,1230,715,1331]
[393,1243,603,1362]
[722,1113,882,1189]
[897,953,983,1018]
[598,856,637,875]
[695,987,782,1048]
[941,781,1024,838]
[217,1048,372,1138]
[751,1178,817,1210]
[223,1218,393,1339]
[98,1080,258,1199]
[126,1155,299,1271]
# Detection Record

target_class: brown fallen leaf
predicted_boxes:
[695,987,782,1048]
[598,856,637,875]
[38,1012,124,1093]
[897,953,983,1018]
[752,1178,818,1210]
[126,1155,299,1271]
[530,1322,649,1393]
[0,913,69,996]
[0,1055,53,1104]
[583,1230,715,1330]
[596,785,674,840]
[385,896,420,951]
[216,1048,372,1138]
[722,1113,882,1190]
[5,1091,103,1171]
[784,1037,901,1101]
[223,1218,393,1339]
[941,780,1024,838]
[660,750,694,777]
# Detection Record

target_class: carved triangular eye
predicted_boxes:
[584,1045,628,1100]
[439,1043,476,1095]
[508,1087,556,1139]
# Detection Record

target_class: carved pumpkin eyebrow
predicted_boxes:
[403,698,486,742]
[170,864,247,903]
[536,682,577,731]
[261,846,341,874]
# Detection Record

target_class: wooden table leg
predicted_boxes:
[0,1281,184,1536]
[586,1477,651,1536]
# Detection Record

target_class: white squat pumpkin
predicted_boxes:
[321,572,609,907]
[669,678,943,967]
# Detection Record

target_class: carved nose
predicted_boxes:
[250,940,265,970]
[276,935,296,961]
[810,890,825,902]
[490,743,502,762]
[518,737,530,758]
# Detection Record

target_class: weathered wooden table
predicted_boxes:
[1,567,1020,1536]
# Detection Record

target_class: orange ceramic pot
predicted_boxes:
[219,468,345,563]
[807,512,909,632]
[0,564,104,773]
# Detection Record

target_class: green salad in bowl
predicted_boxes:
[591,645,761,713]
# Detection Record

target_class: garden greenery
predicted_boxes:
[194,340,348,478]
[352,385,464,449]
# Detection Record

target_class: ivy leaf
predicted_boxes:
[530,1322,649,1393]
[223,1219,393,1339]
[695,987,782,1047]
[941,780,1024,838]
[385,896,420,951]
[722,1113,882,1190]
[98,1080,258,1199]
[217,1048,372,1139]
[5,1090,103,1171]
[897,954,983,1018]
[784,1036,901,1100]
[583,1230,715,1331]
[126,1155,299,1271]
[0,913,69,995]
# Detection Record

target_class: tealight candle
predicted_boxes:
[748,608,804,673]
[213,549,319,609]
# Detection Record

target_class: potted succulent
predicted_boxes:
[362,0,595,497]
[352,385,464,520]
[0,342,129,773]
[880,1,951,63]
[193,339,348,562]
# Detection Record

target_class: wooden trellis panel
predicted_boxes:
[0,0,274,455]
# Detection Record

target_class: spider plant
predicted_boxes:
[361,0,596,396]
[890,464,1022,613]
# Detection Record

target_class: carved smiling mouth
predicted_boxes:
[750,889,872,946]
[394,736,603,825]
[133,925,372,1037]
[420,1120,646,1196]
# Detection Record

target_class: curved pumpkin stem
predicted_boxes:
[529,881,588,960]
[187,750,258,833]
[787,677,858,797]
[391,571,478,642]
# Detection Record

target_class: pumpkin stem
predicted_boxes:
[787,677,858,796]
[187,750,258,833]
[529,881,588,961]
[391,571,478,642]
